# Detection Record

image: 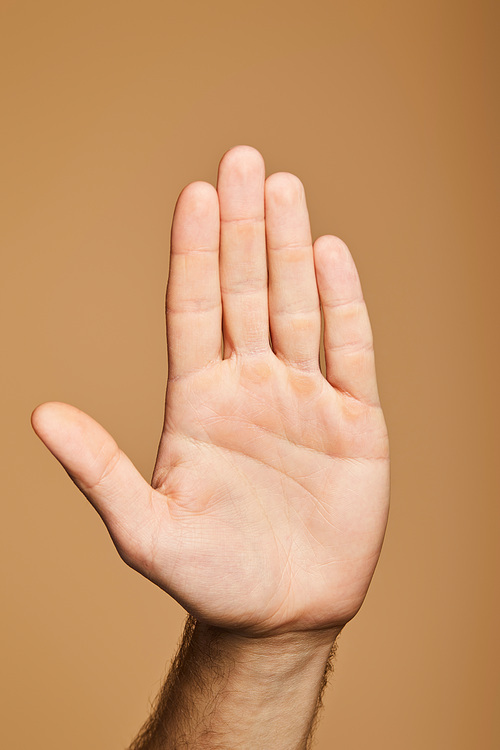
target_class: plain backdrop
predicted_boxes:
[1,1,499,748]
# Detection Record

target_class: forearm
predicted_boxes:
[129,616,340,750]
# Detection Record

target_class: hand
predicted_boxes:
[32,146,389,638]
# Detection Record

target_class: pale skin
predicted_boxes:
[32,146,390,749]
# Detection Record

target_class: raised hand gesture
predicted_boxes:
[32,146,389,640]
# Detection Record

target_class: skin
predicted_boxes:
[32,146,390,748]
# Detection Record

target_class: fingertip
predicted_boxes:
[314,235,351,262]
[265,172,305,207]
[177,180,218,203]
[217,145,266,226]
[31,401,48,432]
[174,181,219,220]
[31,401,71,438]
[171,181,220,252]
[217,147,266,207]
[314,235,362,300]
[30,402,117,477]
[219,144,265,171]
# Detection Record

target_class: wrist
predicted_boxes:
[189,619,341,718]
[192,619,341,678]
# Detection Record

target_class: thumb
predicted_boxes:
[31,401,156,567]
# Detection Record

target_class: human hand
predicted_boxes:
[32,146,389,638]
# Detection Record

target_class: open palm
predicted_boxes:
[32,147,389,637]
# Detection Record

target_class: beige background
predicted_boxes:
[1,1,499,747]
